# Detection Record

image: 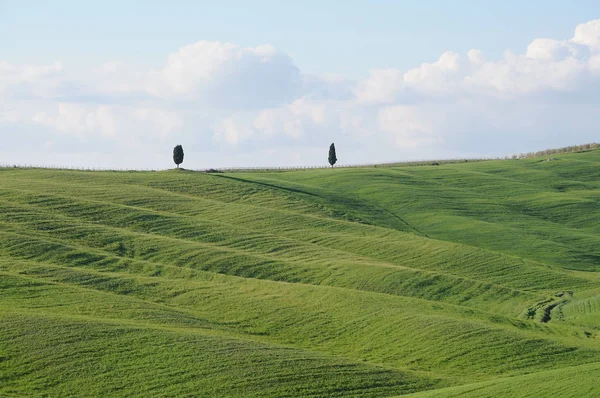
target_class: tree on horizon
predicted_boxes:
[328,143,337,168]
[173,145,184,168]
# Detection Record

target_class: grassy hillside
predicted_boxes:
[1,149,599,397]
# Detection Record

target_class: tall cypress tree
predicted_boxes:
[328,143,337,168]
[173,145,184,168]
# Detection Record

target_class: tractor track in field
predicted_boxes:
[526,292,573,323]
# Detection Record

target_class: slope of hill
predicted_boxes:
[1,149,599,397]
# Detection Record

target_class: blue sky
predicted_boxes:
[2,1,598,75]
[1,1,599,168]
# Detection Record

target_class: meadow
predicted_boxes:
[1,149,599,397]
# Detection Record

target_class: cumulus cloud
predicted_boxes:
[214,117,246,145]
[355,20,600,101]
[0,61,65,99]
[29,102,184,150]
[1,42,303,108]
[147,41,302,108]
[403,51,463,95]
[526,38,574,61]
[86,62,149,98]
[573,19,600,49]
[253,98,329,138]
[213,98,326,145]
[377,105,442,148]
[214,19,600,159]
[132,108,183,137]
[353,69,404,104]
[467,49,486,65]
[2,19,600,168]
[33,104,117,138]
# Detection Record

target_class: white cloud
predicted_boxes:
[526,38,573,61]
[590,54,600,73]
[377,105,442,149]
[0,61,63,85]
[87,62,149,97]
[2,19,600,168]
[33,103,117,137]
[353,69,404,104]
[133,108,183,137]
[30,103,184,145]
[403,51,463,94]
[466,51,589,94]
[467,49,486,65]
[214,117,245,145]
[214,98,328,145]
[0,61,65,98]
[147,41,301,108]
[572,19,600,49]
[249,100,320,140]
[353,19,600,101]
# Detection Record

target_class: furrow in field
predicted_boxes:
[0,198,551,315]
[1,309,438,398]
[0,184,591,293]
[3,260,599,380]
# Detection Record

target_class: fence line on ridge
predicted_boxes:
[0,157,494,172]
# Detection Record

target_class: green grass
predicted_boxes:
[1,150,600,396]
[402,362,600,398]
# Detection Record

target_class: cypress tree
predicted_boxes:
[328,143,337,168]
[173,145,184,168]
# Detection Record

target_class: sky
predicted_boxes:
[1,1,599,169]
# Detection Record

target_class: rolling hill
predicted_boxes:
[1,149,600,397]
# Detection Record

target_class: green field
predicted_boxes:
[1,150,600,397]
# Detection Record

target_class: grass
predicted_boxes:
[402,362,600,397]
[1,149,600,396]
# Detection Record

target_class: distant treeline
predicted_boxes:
[508,143,600,160]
